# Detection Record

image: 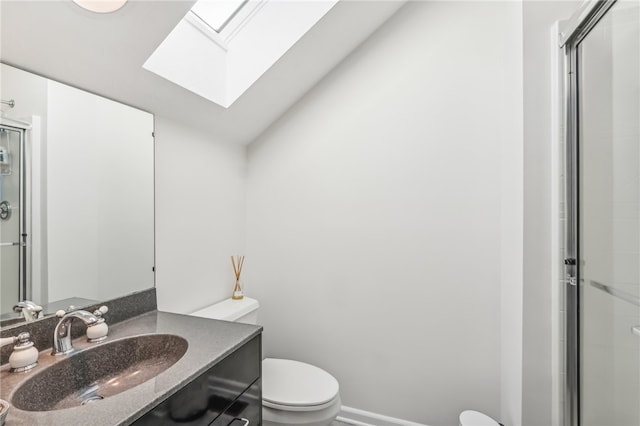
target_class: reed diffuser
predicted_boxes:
[231,255,245,300]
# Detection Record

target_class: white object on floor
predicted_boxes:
[459,410,499,426]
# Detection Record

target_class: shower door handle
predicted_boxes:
[565,258,578,286]
[0,242,22,247]
[632,326,640,337]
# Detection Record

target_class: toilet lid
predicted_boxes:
[262,358,339,408]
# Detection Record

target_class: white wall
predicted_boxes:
[245,2,522,424]
[500,1,524,423]
[154,116,246,314]
[521,2,581,425]
[0,64,49,119]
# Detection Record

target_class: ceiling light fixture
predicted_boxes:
[72,0,128,14]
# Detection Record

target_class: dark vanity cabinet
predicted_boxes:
[133,335,261,426]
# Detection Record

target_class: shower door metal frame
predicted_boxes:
[559,1,618,425]
[0,122,31,302]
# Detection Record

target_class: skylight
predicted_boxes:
[191,0,248,33]
[143,0,339,108]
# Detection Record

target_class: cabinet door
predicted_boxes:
[132,335,261,426]
[209,380,261,426]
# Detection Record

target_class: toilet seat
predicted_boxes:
[263,397,339,412]
[262,358,340,412]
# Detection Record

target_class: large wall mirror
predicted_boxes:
[0,64,155,327]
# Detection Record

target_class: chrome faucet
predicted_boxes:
[51,306,109,356]
[13,300,43,322]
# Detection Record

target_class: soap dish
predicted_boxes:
[0,399,8,426]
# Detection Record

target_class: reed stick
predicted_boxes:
[231,255,245,299]
[231,255,244,280]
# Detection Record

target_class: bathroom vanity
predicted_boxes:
[0,308,262,425]
[133,332,261,425]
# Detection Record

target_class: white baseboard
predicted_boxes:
[337,406,428,426]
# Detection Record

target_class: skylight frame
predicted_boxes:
[185,0,263,50]
[191,0,249,34]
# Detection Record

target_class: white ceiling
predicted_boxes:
[0,0,405,144]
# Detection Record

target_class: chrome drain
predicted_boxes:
[81,395,104,405]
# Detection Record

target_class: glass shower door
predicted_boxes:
[578,1,640,424]
[0,126,25,313]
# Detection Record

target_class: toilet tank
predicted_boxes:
[191,297,259,324]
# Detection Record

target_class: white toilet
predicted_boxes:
[191,297,341,426]
[459,410,500,426]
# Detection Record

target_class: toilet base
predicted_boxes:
[262,396,341,426]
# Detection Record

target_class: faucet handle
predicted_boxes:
[93,306,108,317]
[14,332,31,344]
[0,332,38,372]
[87,306,109,343]
[0,332,28,349]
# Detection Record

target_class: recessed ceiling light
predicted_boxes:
[72,0,128,14]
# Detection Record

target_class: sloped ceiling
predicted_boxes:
[0,0,405,144]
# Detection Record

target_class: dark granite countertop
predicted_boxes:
[0,310,262,426]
